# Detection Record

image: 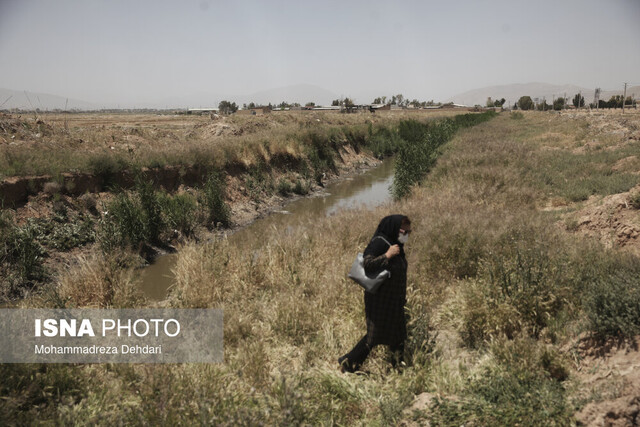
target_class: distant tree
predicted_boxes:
[607,95,623,108]
[343,97,355,113]
[218,100,238,114]
[305,102,315,107]
[486,97,494,108]
[517,96,534,110]
[395,94,404,106]
[372,97,382,104]
[553,97,566,110]
[331,99,341,106]
[242,103,247,110]
[248,102,256,109]
[278,101,289,110]
[410,99,421,108]
[381,96,387,105]
[537,100,550,111]
[572,94,585,108]
[494,98,506,107]
[624,96,634,107]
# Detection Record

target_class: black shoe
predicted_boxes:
[338,356,355,373]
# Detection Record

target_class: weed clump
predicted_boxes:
[367,125,403,159]
[276,178,293,196]
[201,172,231,228]
[629,191,640,209]
[429,338,572,425]
[460,229,572,347]
[158,192,198,238]
[292,179,310,195]
[583,267,640,340]
[0,218,49,300]
[87,154,128,189]
[305,130,337,185]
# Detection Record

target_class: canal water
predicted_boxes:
[140,157,396,300]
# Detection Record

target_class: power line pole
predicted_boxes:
[622,82,627,113]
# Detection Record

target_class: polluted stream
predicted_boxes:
[140,157,396,300]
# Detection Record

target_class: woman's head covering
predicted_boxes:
[373,215,407,244]
[364,214,408,258]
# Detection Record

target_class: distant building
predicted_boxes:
[237,106,271,115]
[188,107,219,114]
[312,106,341,111]
[371,104,391,111]
[441,103,468,109]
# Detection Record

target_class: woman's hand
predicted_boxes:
[385,244,401,259]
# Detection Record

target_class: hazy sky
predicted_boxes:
[1,0,639,106]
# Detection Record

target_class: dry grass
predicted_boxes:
[3,110,640,424]
[56,251,145,308]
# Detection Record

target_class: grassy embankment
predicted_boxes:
[3,111,640,425]
[0,110,459,179]
[1,111,465,302]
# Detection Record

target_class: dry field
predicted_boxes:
[2,109,640,425]
[0,109,462,179]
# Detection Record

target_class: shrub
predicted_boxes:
[305,131,337,184]
[367,127,403,159]
[0,218,49,299]
[136,177,164,244]
[79,193,97,212]
[34,214,95,251]
[276,178,293,196]
[43,181,62,195]
[159,192,198,237]
[423,223,486,279]
[461,233,571,347]
[583,268,640,340]
[429,338,572,425]
[630,191,640,209]
[201,172,231,228]
[292,179,311,195]
[99,191,147,250]
[0,364,87,424]
[87,154,128,188]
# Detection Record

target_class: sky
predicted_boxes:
[1,0,639,107]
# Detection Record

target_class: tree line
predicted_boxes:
[512,94,636,111]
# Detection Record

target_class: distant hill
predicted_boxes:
[0,88,97,110]
[447,83,639,107]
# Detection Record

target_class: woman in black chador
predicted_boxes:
[339,214,411,373]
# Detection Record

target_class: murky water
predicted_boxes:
[139,157,396,300]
